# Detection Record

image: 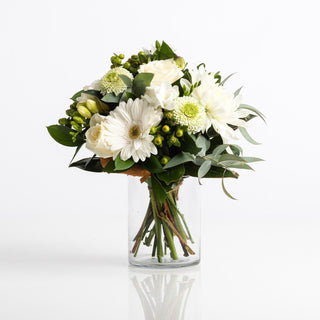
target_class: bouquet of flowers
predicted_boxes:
[47,41,264,264]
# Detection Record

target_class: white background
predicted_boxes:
[1,0,319,319]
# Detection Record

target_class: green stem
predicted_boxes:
[166,198,187,242]
[167,193,194,243]
[150,191,163,262]
[162,221,178,260]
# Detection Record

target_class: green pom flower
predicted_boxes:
[173,97,206,133]
[100,67,133,96]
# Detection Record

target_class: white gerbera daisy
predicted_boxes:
[104,98,163,162]
[172,96,206,134]
[100,67,133,96]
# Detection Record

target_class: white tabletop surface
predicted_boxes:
[1,211,319,320]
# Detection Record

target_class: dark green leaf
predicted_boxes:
[132,73,154,97]
[158,41,176,60]
[70,90,84,102]
[119,74,133,88]
[101,92,121,103]
[69,142,85,164]
[181,133,202,154]
[47,125,83,147]
[214,71,221,83]
[151,175,167,204]
[114,154,135,171]
[142,155,164,173]
[69,157,103,172]
[163,152,195,169]
[157,165,185,185]
[126,91,137,100]
[103,158,116,173]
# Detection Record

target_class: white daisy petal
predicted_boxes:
[103,98,163,162]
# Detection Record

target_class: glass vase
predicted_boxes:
[128,176,201,268]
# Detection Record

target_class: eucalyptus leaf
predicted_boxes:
[239,127,261,145]
[198,160,212,179]
[184,162,238,179]
[229,144,243,156]
[163,152,195,169]
[196,135,210,156]
[119,74,133,88]
[220,72,236,86]
[101,92,121,104]
[234,86,243,98]
[132,73,154,97]
[222,175,237,200]
[238,104,266,123]
[219,161,254,170]
[217,154,245,162]
[241,157,264,163]
[211,144,229,157]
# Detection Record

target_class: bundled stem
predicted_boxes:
[131,180,195,262]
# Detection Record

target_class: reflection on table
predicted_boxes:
[128,266,200,320]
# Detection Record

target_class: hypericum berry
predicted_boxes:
[160,156,170,165]
[123,62,131,69]
[176,128,184,137]
[154,136,163,146]
[150,126,158,135]
[162,125,170,133]
[119,53,125,59]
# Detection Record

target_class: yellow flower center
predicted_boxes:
[183,103,199,118]
[128,125,141,139]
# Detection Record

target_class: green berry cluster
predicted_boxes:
[110,53,125,68]
[110,51,150,76]
[150,113,186,165]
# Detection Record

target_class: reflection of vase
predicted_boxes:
[129,266,200,320]
[128,176,201,267]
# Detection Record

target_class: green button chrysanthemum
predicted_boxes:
[173,96,206,133]
[100,67,133,96]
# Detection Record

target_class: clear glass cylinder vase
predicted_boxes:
[128,176,201,268]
